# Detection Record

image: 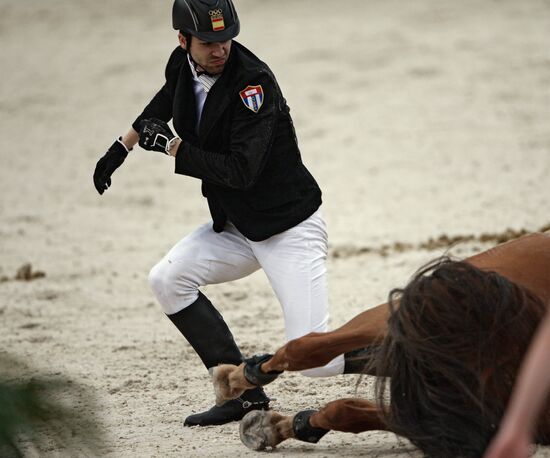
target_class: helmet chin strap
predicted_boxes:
[187,47,216,77]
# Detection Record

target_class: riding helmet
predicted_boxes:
[172,0,240,42]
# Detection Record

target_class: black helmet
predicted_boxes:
[173,0,240,42]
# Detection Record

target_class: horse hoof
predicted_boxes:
[240,410,274,451]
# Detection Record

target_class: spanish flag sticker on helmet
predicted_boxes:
[239,85,264,113]
[209,9,225,31]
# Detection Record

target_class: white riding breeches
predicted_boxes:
[148,209,344,377]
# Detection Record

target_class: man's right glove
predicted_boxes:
[138,118,179,154]
[93,138,130,195]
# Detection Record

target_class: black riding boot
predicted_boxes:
[167,292,270,426]
[343,346,380,375]
[184,387,270,426]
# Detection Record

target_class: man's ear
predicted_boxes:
[178,32,187,50]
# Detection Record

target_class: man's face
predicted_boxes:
[179,33,231,75]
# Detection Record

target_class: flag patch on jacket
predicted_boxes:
[239,85,264,113]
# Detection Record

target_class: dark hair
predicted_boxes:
[180,30,193,48]
[374,257,546,457]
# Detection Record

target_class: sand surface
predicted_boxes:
[1,0,549,456]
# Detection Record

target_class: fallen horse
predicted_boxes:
[211,232,550,457]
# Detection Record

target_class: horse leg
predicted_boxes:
[239,398,388,450]
[211,303,390,404]
[262,302,390,373]
[309,398,387,433]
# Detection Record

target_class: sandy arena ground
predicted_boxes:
[1,0,549,456]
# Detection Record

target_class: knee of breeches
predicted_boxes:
[148,261,166,299]
[148,260,198,312]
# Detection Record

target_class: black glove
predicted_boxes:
[138,118,178,154]
[93,138,130,195]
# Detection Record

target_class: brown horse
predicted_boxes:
[211,233,550,456]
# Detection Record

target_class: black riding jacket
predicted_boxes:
[132,41,322,241]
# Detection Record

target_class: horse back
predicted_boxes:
[467,232,550,305]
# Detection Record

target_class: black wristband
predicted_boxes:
[292,410,329,443]
[243,354,282,386]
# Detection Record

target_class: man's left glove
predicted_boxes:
[138,118,180,154]
[93,138,130,195]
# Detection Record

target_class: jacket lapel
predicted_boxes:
[173,62,199,143]
[198,48,239,142]
[199,88,231,142]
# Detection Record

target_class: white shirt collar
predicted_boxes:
[187,54,220,93]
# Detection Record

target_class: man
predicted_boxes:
[93,0,345,427]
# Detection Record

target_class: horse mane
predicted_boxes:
[374,256,546,457]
